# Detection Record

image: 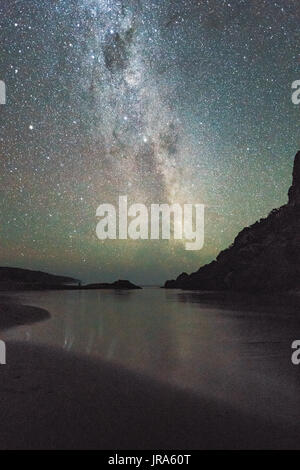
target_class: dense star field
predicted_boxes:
[0,0,299,284]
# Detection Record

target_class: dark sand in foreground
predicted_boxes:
[0,340,297,450]
[0,299,298,450]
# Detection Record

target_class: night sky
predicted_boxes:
[0,0,299,284]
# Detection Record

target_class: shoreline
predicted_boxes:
[0,295,299,449]
[0,297,50,331]
[0,340,293,449]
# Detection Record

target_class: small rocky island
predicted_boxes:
[164,151,300,292]
[83,280,142,290]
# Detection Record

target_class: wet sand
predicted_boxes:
[0,340,297,449]
[0,297,298,449]
[0,297,49,330]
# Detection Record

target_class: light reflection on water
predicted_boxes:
[2,288,300,424]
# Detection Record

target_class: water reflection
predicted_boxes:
[2,288,300,424]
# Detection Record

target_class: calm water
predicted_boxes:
[2,288,300,424]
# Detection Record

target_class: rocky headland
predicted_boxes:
[0,267,79,291]
[164,151,300,292]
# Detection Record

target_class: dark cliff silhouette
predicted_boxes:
[164,151,300,292]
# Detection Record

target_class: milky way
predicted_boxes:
[0,0,299,283]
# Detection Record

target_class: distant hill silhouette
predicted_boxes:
[164,151,300,292]
[0,267,79,290]
[0,268,142,291]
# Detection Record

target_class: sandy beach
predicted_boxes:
[0,343,296,448]
[0,341,285,449]
[0,296,299,450]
